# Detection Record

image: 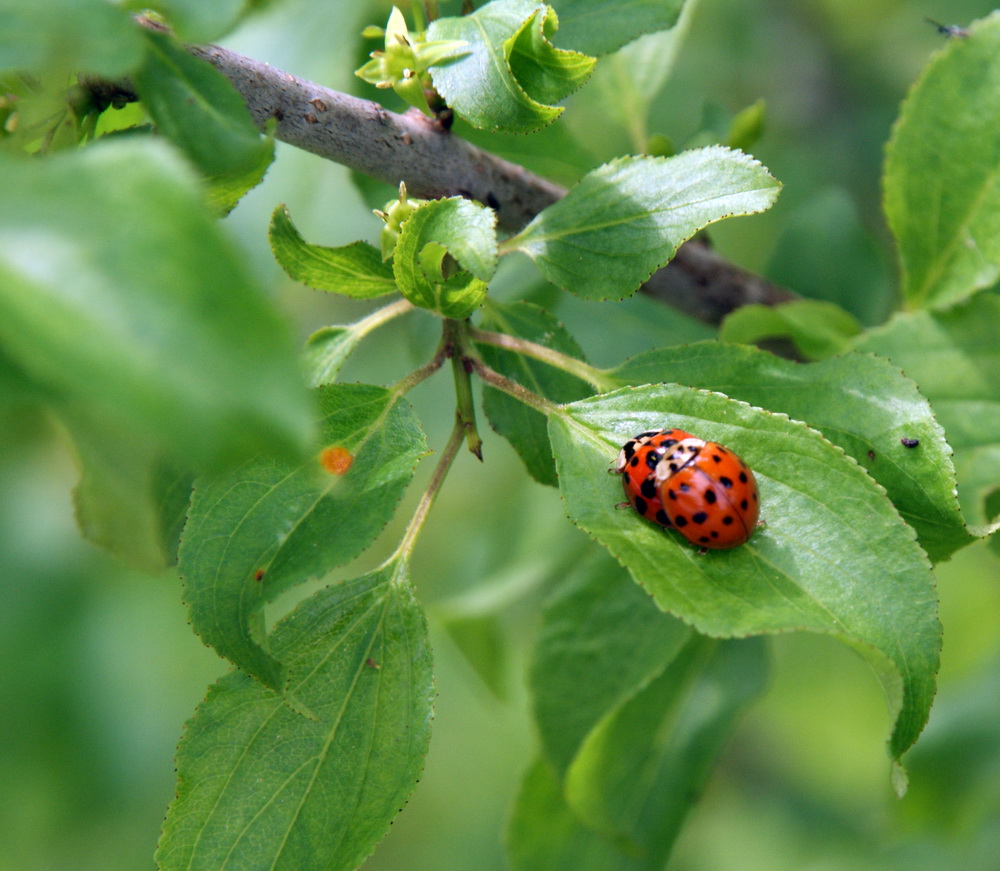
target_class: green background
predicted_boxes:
[2,0,999,869]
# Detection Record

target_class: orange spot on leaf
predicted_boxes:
[320,446,353,475]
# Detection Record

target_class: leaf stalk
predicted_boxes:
[468,326,617,392]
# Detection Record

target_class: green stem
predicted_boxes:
[389,418,465,569]
[468,326,618,392]
[353,298,414,340]
[445,319,483,459]
[393,337,447,396]
[466,354,560,417]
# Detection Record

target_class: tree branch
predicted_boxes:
[94,37,797,325]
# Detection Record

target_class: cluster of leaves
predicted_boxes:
[2,1,999,870]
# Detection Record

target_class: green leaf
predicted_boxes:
[610,342,975,563]
[854,293,1000,533]
[205,142,275,216]
[432,546,584,700]
[564,7,698,156]
[549,0,685,56]
[0,0,143,77]
[549,384,940,772]
[508,758,647,871]
[157,562,434,871]
[506,3,597,105]
[765,188,894,326]
[179,384,428,690]
[531,554,691,774]
[135,29,274,185]
[123,0,247,42]
[884,11,1000,310]
[565,636,768,866]
[427,0,596,133]
[719,300,863,360]
[302,326,362,387]
[68,407,193,572]
[0,142,313,473]
[393,197,497,318]
[477,301,592,485]
[269,205,397,298]
[505,149,781,300]
[727,97,766,152]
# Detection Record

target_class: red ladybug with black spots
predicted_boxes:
[616,429,760,550]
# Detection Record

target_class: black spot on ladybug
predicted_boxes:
[634,496,648,516]
[663,439,678,448]
[656,510,671,526]
[705,489,717,504]
[638,430,658,439]
[711,531,719,538]
[699,536,711,543]
[722,515,734,526]
[692,511,708,524]
[623,442,636,461]
[640,478,657,499]
[667,489,677,500]
[752,491,758,501]
[740,499,749,510]
[646,451,660,470]
[680,483,691,492]
[712,454,722,463]
[739,471,748,483]
[630,455,639,467]
[674,515,688,527]
[901,437,920,448]
[719,476,733,489]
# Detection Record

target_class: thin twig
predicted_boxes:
[390,418,466,567]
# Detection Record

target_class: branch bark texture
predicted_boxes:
[183,42,795,325]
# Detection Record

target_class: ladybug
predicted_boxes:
[616,430,760,550]
[615,429,693,529]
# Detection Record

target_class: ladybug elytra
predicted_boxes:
[616,429,760,550]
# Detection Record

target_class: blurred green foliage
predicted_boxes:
[2,0,999,869]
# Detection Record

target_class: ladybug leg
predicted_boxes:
[696,546,709,556]
[615,501,632,510]
[756,519,767,529]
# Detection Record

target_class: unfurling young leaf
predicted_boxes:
[427,0,596,133]
[393,197,497,318]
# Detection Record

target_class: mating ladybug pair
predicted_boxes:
[615,429,760,550]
